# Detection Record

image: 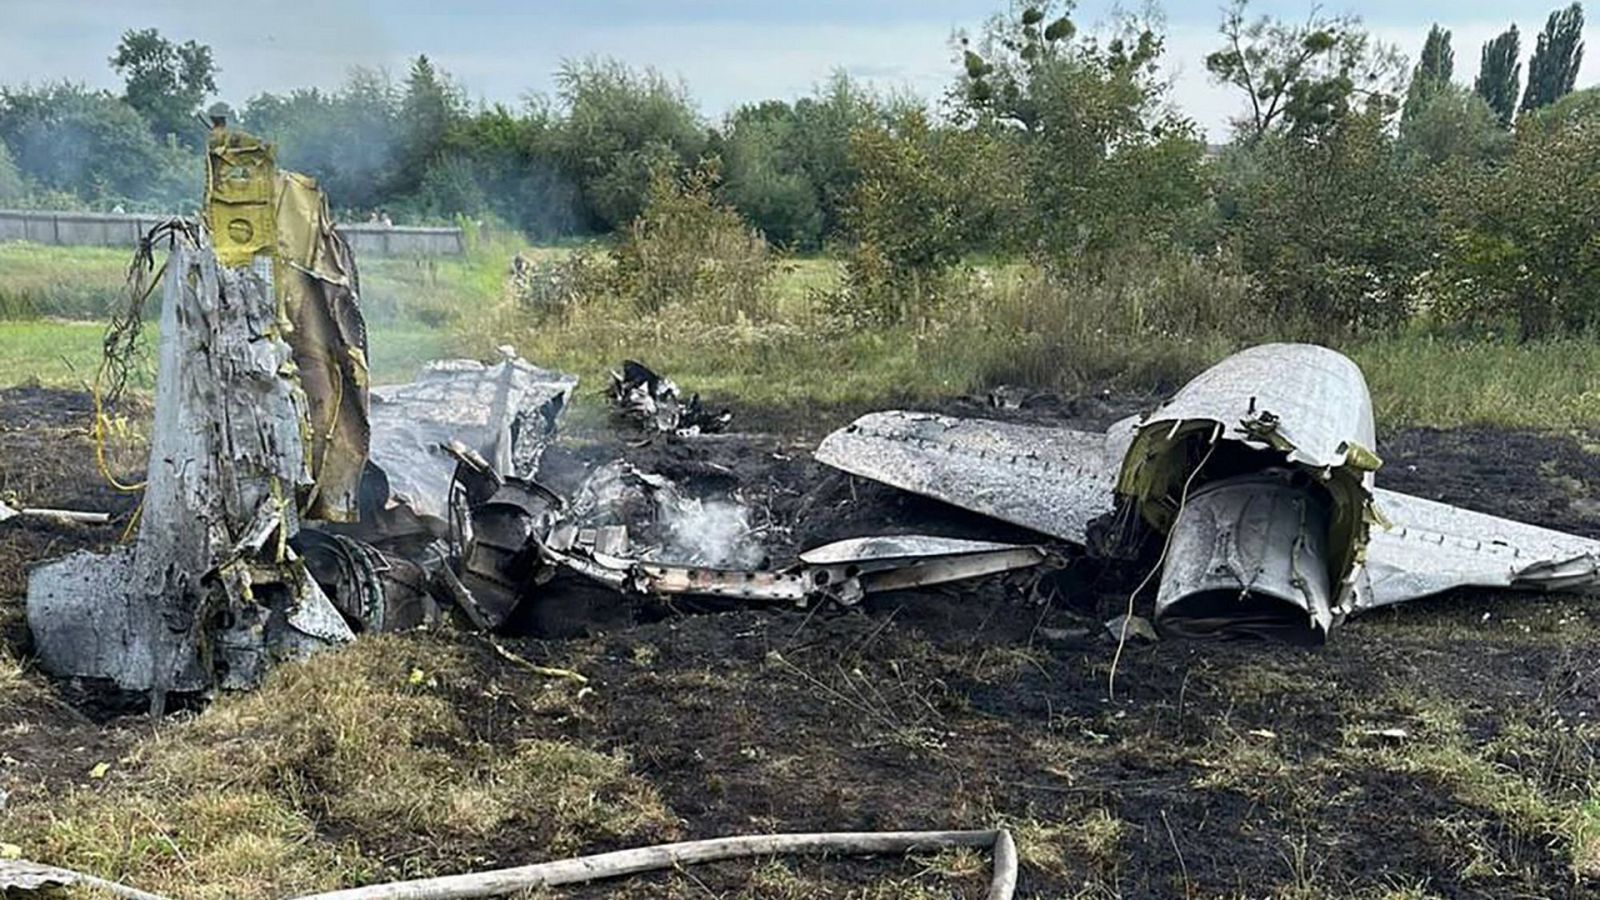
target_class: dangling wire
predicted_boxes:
[92,220,197,503]
[1107,426,1220,702]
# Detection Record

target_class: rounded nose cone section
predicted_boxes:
[1154,473,1335,645]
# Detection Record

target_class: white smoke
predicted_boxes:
[655,493,765,569]
[571,460,766,569]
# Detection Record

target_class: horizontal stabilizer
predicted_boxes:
[1362,488,1600,608]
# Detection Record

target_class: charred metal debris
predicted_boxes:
[609,359,732,435]
[21,126,1600,705]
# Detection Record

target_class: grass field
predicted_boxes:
[4,241,1600,432]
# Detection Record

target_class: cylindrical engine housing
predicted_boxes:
[1154,471,1334,644]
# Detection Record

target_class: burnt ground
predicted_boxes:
[3,384,1600,898]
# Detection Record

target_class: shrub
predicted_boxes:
[1430,90,1600,338]
[612,162,777,323]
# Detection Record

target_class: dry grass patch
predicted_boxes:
[1011,807,1126,880]
[4,634,675,899]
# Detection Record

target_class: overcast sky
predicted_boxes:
[3,1,1595,140]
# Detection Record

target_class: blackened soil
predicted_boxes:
[4,386,1600,898]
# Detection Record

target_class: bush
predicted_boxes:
[1217,112,1422,339]
[611,163,776,322]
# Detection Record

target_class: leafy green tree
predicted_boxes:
[956,1,1204,262]
[397,55,465,196]
[1216,109,1419,335]
[1474,27,1522,127]
[241,68,404,212]
[1435,90,1600,337]
[109,28,217,146]
[554,58,707,231]
[719,101,824,248]
[1398,84,1508,166]
[1521,3,1586,113]
[434,100,581,237]
[1206,0,1402,141]
[1402,25,1454,122]
[0,82,194,208]
[833,108,1025,323]
[719,73,891,248]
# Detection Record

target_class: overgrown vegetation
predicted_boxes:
[2,0,1599,421]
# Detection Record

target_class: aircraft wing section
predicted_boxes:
[1360,487,1600,610]
[813,411,1128,543]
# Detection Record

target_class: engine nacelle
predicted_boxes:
[1115,344,1382,642]
[1154,470,1334,644]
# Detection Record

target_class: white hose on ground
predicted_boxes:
[290,828,1020,900]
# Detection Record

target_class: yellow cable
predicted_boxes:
[92,257,166,497]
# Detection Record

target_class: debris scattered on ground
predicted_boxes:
[609,360,732,435]
[1105,613,1158,643]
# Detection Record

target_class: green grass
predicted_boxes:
[1350,334,1600,431]
[0,320,451,389]
[7,241,1600,433]
[0,243,133,320]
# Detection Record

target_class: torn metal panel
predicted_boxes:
[1132,343,1378,474]
[1115,343,1381,619]
[813,411,1132,544]
[273,171,370,523]
[608,359,731,435]
[367,352,576,525]
[816,343,1600,642]
[544,532,1047,607]
[204,126,371,523]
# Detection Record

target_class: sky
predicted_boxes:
[2,1,1596,140]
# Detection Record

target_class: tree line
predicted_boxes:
[0,1,1593,339]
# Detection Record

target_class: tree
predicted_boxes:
[397,55,464,195]
[1521,3,1586,113]
[1402,25,1454,122]
[433,100,581,237]
[1215,111,1419,336]
[1474,27,1522,127]
[0,138,25,204]
[719,72,891,248]
[719,101,824,248]
[1435,91,1600,338]
[241,69,404,212]
[955,1,1203,261]
[1206,0,1402,141]
[555,58,707,232]
[0,82,195,208]
[1398,84,1508,166]
[109,28,217,146]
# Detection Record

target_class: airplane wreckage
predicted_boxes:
[12,123,1600,900]
[23,133,1600,706]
